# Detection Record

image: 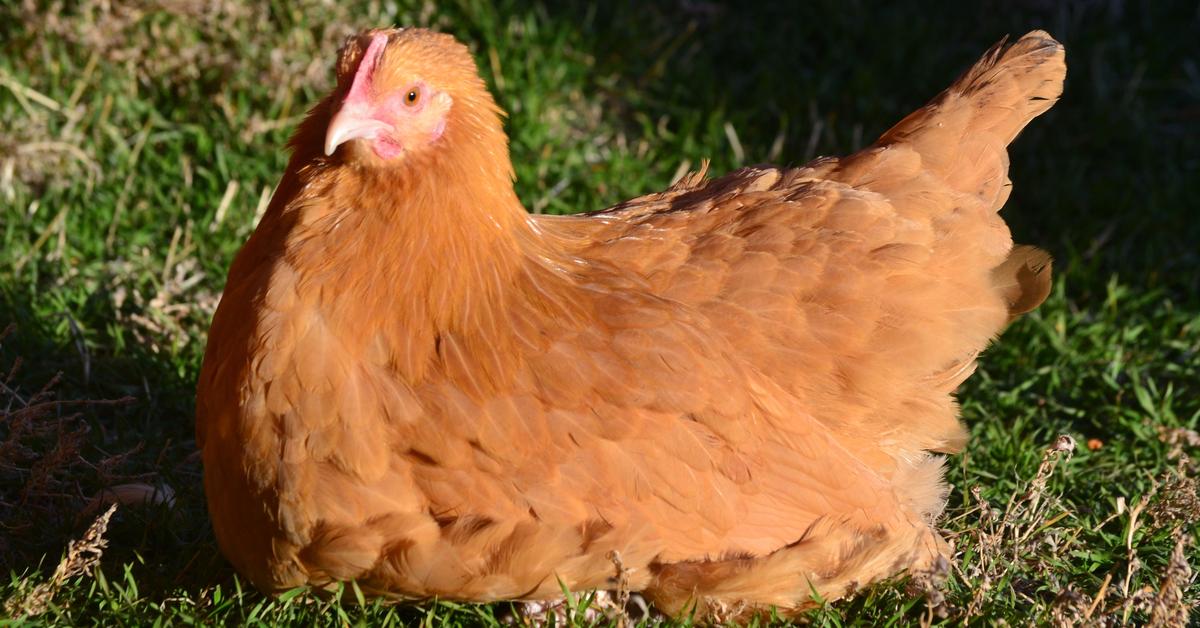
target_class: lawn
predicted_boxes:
[2,0,1198,625]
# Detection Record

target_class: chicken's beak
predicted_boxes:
[324,107,393,156]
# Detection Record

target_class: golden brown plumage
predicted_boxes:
[196,28,1064,619]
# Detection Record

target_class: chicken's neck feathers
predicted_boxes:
[268,140,582,387]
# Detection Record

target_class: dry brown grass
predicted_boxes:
[2,0,372,198]
[17,0,354,95]
[953,435,1078,621]
[0,324,136,568]
[894,434,1200,626]
[3,503,118,618]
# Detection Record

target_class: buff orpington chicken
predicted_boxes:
[197,27,1064,620]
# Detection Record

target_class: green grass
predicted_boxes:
[2,0,1198,624]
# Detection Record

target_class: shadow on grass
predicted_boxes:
[518,0,1200,300]
[0,285,232,593]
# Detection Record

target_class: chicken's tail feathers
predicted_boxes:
[990,244,1054,323]
[885,30,1066,145]
[874,31,1066,209]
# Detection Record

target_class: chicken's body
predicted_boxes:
[197,29,1063,619]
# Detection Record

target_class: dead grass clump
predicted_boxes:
[939,435,1199,624]
[2,0,359,196]
[108,243,220,356]
[955,435,1077,620]
[3,503,117,618]
[1147,469,1200,533]
[0,117,100,201]
[1158,426,1200,463]
[0,324,135,567]
[16,0,353,97]
[1146,532,1195,628]
[1048,585,1092,628]
[0,64,101,200]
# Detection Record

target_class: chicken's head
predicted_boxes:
[322,28,504,167]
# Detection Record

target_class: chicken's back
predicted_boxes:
[519,34,1063,615]
[550,30,1063,471]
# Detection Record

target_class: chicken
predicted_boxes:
[196,28,1063,620]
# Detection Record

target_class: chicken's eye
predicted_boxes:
[404,87,421,106]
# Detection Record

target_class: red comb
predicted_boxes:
[347,32,389,104]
